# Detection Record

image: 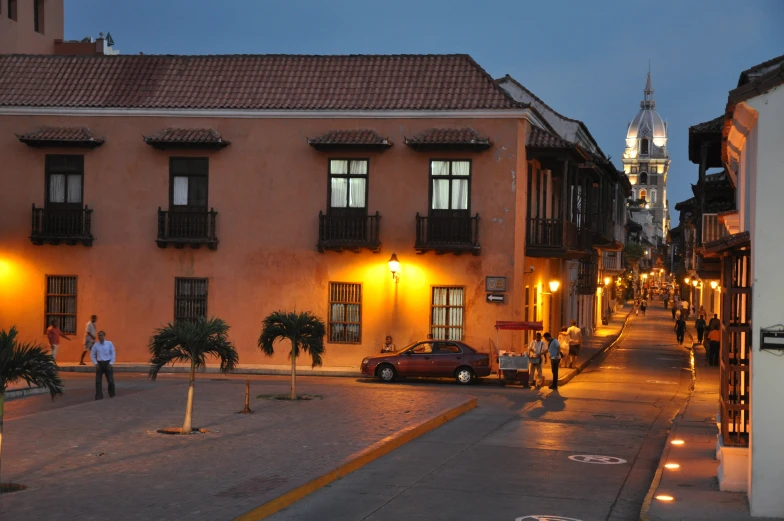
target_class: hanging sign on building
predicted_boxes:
[486,276,507,292]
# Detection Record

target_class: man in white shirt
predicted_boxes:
[566,320,583,368]
[90,331,116,400]
[80,315,97,365]
[527,332,547,389]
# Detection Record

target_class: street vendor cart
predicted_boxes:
[494,320,543,386]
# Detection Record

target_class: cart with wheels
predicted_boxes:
[494,320,543,386]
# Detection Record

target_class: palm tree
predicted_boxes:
[148,317,238,433]
[258,311,326,400]
[0,327,63,484]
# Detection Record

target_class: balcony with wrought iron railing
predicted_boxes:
[525,218,593,258]
[577,256,599,295]
[415,213,480,255]
[317,211,381,253]
[156,208,218,250]
[30,204,94,246]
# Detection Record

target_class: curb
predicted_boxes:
[557,308,634,387]
[6,386,49,400]
[57,365,363,378]
[233,397,477,521]
[639,345,699,521]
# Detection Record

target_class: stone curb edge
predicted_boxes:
[6,386,49,400]
[557,308,634,387]
[233,397,478,521]
[639,345,698,521]
[57,365,363,378]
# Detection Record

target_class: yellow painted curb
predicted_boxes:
[234,397,477,521]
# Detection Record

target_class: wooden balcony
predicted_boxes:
[415,213,480,255]
[317,211,381,253]
[602,251,624,272]
[525,218,593,258]
[30,205,94,246]
[577,256,599,295]
[156,208,218,250]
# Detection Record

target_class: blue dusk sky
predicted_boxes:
[65,0,784,225]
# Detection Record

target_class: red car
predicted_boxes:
[360,340,491,385]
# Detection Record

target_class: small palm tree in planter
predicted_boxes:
[258,311,326,400]
[149,317,238,434]
[0,326,63,491]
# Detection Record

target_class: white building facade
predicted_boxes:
[622,73,671,244]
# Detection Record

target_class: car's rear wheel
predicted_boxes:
[455,366,474,385]
[377,364,396,383]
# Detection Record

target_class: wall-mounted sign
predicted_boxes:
[761,328,784,350]
[486,276,507,292]
[486,294,505,304]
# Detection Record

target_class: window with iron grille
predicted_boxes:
[174,278,208,322]
[328,282,361,344]
[431,286,464,341]
[45,275,77,334]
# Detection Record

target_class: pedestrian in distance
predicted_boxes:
[544,332,562,390]
[527,332,547,389]
[641,299,647,316]
[664,295,669,309]
[45,318,71,362]
[566,320,582,369]
[557,327,569,355]
[634,298,640,316]
[381,335,395,353]
[695,314,707,344]
[80,314,97,365]
[91,331,116,400]
[709,313,721,332]
[707,327,721,366]
[674,316,687,346]
[682,299,690,320]
[675,308,682,321]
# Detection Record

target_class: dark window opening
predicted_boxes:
[46,155,84,207]
[8,0,17,21]
[174,278,208,322]
[33,0,42,32]
[45,275,77,334]
[641,138,649,155]
[328,282,361,344]
[639,172,648,185]
[170,158,209,210]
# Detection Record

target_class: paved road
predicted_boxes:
[266,306,693,521]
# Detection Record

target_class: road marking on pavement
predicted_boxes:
[515,515,580,521]
[568,454,627,464]
[646,380,678,384]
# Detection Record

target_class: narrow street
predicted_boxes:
[267,305,693,521]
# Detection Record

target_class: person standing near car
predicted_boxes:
[527,332,547,389]
[544,332,562,390]
[380,335,396,353]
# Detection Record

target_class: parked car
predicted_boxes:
[360,340,491,385]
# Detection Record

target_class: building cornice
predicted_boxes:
[0,107,538,121]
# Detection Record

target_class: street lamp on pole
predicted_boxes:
[547,280,560,332]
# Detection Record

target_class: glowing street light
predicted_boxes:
[710,280,718,290]
[604,277,611,286]
[388,253,400,283]
[684,277,690,284]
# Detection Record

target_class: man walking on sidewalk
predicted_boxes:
[527,332,547,389]
[80,315,97,365]
[90,331,116,400]
[45,318,70,362]
[544,332,562,390]
[707,327,721,366]
[566,320,582,368]
[674,316,687,346]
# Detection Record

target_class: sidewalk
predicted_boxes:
[641,325,782,520]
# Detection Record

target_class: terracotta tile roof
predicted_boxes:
[526,126,574,149]
[143,128,229,147]
[307,129,392,148]
[17,126,104,147]
[0,54,524,111]
[405,128,491,147]
[690,115,724,134]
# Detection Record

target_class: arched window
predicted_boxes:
[639,189,647,202]
[639,172,648,184]
[641,138,649,155]
[651,189,657,204]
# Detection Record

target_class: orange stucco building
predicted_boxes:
[0,51,565,368]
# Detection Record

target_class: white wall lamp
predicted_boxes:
[388,253,400,283]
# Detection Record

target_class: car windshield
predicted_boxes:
[399,342,420,353]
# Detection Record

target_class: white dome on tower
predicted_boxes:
[624,72,668,157]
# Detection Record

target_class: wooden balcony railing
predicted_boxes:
[602,252,624,272]
[415,213,480,254]
[526,218,593,257]
[30,205,94,246]
[156,208,218,250]
[317,211,381,252]
[702,213,729,245]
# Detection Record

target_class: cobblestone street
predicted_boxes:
[1,374,472,520]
